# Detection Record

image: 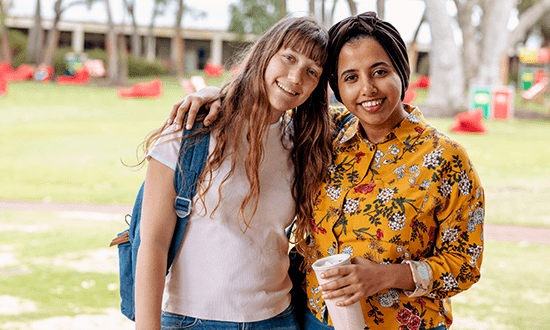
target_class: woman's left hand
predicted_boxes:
[319,256,390,306]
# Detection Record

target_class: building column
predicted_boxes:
[146,36,156,61]
[72,24,84,53]
[211,34,223,65]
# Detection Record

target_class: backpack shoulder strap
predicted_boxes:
[166,122,210,273]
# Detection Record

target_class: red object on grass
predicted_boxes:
[205,63,223,77]
[403,87,417,104]
[10,64,34,81]
[56,69,90,85]
[118,79,163,98]
[449,108,488,134]
[0,75,7,96]
[411,75,430,88]
[0,62,34,81]
[0,61,16,77]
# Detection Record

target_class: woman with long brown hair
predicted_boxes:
[170,12,484,330]
[135,16,333,330]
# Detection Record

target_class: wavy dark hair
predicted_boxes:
[142,16,333,236]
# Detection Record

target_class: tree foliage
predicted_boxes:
[228,0,286,35]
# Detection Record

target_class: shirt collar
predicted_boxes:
[337,105,428,148]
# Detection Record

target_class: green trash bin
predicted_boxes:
[520,67,534,91]
[469,86,492,119]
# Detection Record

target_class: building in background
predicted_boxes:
[5,15,256,72]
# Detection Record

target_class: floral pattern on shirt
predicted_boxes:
[304,106,484,330]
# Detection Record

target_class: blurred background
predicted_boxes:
[1,0,549,329]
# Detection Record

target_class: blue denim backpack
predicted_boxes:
[110,123,210,321]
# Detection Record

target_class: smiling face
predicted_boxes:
[337,37,408,143]
[264,47,323,123]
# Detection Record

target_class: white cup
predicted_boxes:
[312,254,366,330]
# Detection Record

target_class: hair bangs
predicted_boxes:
[282,27,328,68]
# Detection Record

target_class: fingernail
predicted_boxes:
[186,124,192,130]
[320,274,326,279]
[175,124,181,130]
[204,121,210,126]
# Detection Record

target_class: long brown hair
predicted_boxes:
[143,16,333,239]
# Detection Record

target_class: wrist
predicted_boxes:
[383,263,415,291]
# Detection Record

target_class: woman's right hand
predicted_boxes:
[167,86,222,130]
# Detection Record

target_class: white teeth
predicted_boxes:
[362,100,382,108]
[277,82,297,95]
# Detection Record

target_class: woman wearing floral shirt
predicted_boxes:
[299,12,484,330]
[167,12,484,330]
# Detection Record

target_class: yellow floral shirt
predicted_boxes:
[304,106,484,330]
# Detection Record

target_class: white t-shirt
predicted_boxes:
[148,119,295,322]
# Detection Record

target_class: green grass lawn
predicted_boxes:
[0,209,128,325]
[0,75,229,205]
[452,240,550,329]
[1,75,550,329]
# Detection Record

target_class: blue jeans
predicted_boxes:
[161,304,299,330]
[300,307,447,330]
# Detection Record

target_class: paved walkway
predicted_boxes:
[1,200,549,245]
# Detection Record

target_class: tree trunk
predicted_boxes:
[475,0,517,86]
[329,0,338,27]
[27,0,44,64]
[376,0,385,20]
[0,2,12,64]
[321,0,326,26]
[172,33,185,77]
[42,28,60,66]
[123,0,141,58]
[409,8,426,75]
[105,0,119,85]
[508,0,550,49]
[454,0,480,87]
[172,0,185,78]
[130,15,140,58]
[309,0,315,17]
[42,0,62,66]
[146,2,159,61]
[345,0,357,16]
[423,0,465,115]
